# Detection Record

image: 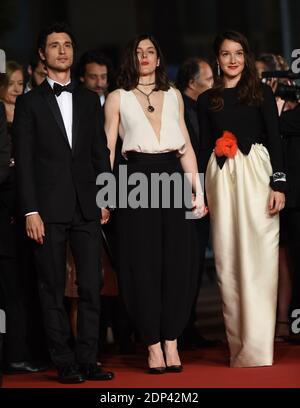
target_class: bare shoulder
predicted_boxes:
[171,87,184,111]
[106,89,122,104]
[172,87,183,103]
[173,87,182,99]
[105,89,122,114]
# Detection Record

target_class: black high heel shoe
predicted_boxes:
[166,364,183,373]
[148,366,166,374]
[147,348,166,374]
[164,341,183,373]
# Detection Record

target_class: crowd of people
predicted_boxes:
[0,22,299,384]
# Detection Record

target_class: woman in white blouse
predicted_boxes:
[105,34,207,374]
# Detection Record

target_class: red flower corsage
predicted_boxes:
[215,130,238,158]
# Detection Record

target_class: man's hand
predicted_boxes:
[26,213,45,244]
[276,97,285,116]
[101,208,110,225]
[269,191,285,215]
[266,77,278,94]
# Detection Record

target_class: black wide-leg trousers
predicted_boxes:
[286,208,300,312]
[116,152,199,345]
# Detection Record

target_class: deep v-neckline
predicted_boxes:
[131,90,166,144]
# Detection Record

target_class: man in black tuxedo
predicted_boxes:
[13,23,113,384]
[176,58,220,349]
[280,102,300,322]
[0,100,48,374]
[0,103,9,184]
[77,49,113,112]
[176,58,214,174]
[77,50,135,354]
[0,101,9,377]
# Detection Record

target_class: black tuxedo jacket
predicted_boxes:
[0,102,16,257]
[0,102,10,185]
[13,80,111,222]
[182,94,210,174]
[280,104,300,207]
[183,95,199,158]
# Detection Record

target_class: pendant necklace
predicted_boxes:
[136,87,155,112]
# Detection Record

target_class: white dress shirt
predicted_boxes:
[24,82,32,94]
[100,94,105,107]
[25,76,73,217]
[47,77,73,147]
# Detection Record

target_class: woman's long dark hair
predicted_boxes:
[116,34,170,91]
[210,30,263,111]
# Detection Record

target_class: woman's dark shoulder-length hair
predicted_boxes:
[210,30,263,111]
[116,34,170,91]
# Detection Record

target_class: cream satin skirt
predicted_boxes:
[206,144,279,367]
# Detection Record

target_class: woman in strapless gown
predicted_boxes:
[104,34,207,373]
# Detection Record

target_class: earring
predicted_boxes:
[217,63,220,76]
[157,61,160,67]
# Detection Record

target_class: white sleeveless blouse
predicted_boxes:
[119,87,186,156]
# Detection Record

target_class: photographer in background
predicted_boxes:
[0,101,10,384]
[278,78,300,340]
[256,53,282,90]
[261,61,300,341]
[257,54,293,341]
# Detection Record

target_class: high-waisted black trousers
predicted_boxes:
[116,152,199,345]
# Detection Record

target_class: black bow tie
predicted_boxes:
[53,82,74,96]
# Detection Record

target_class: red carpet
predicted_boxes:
[3,343,300,388]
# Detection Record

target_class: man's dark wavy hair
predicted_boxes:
[37,22,76,56]
[116,34,170,91]
[175,57,210,93]
[76,49,114,89]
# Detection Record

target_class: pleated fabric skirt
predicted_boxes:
[116,152,199,346]
[206,144,279,367]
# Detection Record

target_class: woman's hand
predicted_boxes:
[101,208,110,225]
[269,191,285,215]
[192,193,208,219]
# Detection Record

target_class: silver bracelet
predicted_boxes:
[273,172,286,182]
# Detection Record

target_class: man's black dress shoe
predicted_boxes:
[5,361,49,374]
[80,364,114,381]
[166,365,183,373]
[58,364,85,384]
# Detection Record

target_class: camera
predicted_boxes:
[275,83,300,102]
[261,70,300,101]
